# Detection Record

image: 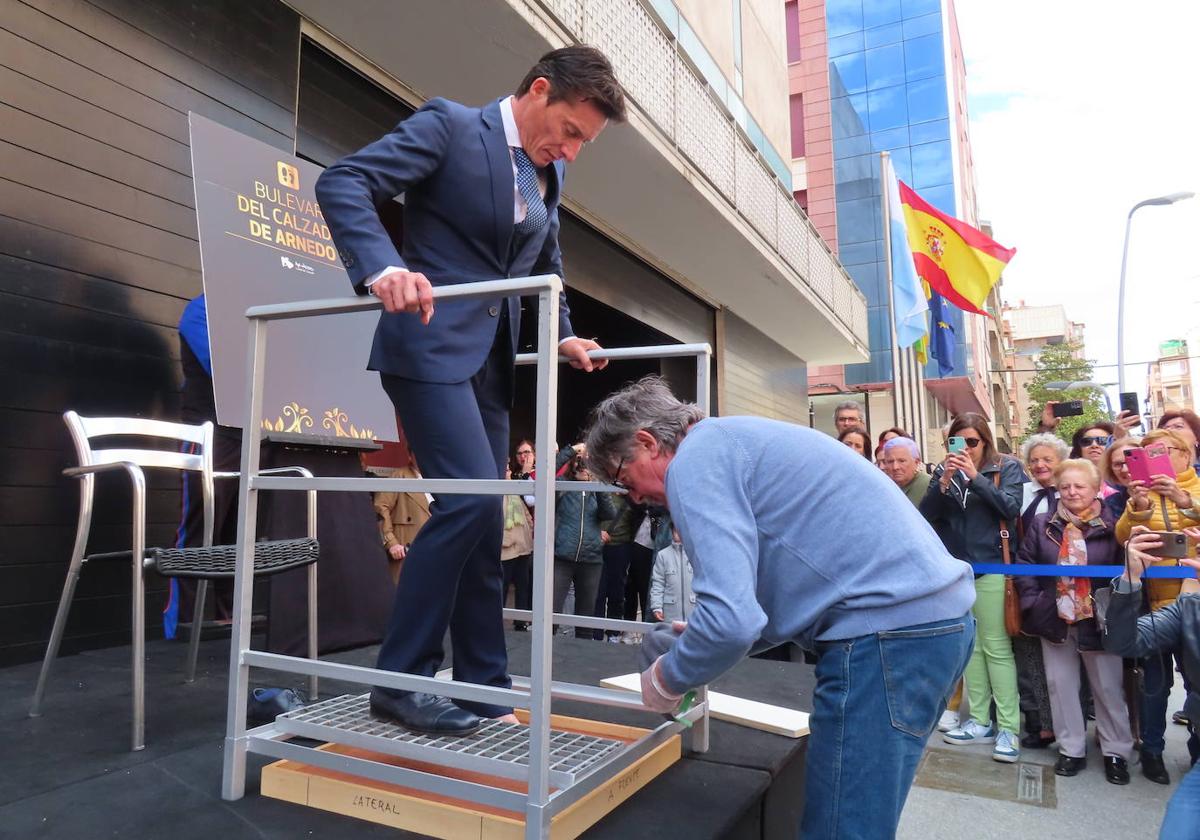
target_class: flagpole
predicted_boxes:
[881,151,902,430]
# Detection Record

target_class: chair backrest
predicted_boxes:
[63,411,214,474]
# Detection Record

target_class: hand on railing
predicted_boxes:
[370,269,435,324]
[559,336,608,372]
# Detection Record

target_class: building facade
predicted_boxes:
[1002,302,1086,439]
[0,0,868,664]
[1147,339,1195,421]
[785,0,995,455]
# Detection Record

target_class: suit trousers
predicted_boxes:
[377,323,512,718]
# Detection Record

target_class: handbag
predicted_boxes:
[995,472,1023,637]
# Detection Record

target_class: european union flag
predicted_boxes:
[929,290,956,377]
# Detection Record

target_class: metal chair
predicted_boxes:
[29,411,320,751]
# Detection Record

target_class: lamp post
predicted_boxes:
[1117,192,1195,392]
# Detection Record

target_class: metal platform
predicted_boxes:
[220,277,713,838]
[275,694,625,787]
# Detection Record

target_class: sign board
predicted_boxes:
[189,112,395,440]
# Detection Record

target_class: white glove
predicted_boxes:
[640,654,684,713]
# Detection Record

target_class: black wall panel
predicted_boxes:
[0,0,300,665]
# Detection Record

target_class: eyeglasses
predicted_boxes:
[962,437,982,449]
[1080,436,1112,447]
[516,449,533,456]
[609,455,628,491]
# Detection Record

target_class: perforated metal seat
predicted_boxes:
[29,411,320,751]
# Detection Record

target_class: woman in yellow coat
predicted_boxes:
[1115,428,1200,784]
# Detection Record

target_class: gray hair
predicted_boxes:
[834,400,861,418]
[1020,432,1069,465]
[584,376,706,479]
[882,436,921,460]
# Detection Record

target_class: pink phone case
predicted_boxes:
[1126,444,1175,484]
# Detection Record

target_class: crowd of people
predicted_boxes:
[373,437,693,647]
[833,398,1200,801]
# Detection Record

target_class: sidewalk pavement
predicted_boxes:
[900,681,1190,840]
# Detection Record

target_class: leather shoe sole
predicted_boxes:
[369,689,483,737]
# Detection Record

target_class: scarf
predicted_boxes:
[1054,500,1100,623]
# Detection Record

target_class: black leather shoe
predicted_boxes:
[1141,752,1171,785]
[1021,732,1055,749]
[1104,756,1130,785]
[369,688,483,737]
[1054,754,1086,776]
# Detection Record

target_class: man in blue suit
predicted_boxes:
[315,46,626,735]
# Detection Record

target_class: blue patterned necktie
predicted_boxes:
[512,147,548,235]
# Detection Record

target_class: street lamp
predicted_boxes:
[1117,191,1195,392]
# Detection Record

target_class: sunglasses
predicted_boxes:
[1080,435,1112,447]
[961,437,982,449]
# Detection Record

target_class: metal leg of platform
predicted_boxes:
[216,277,715,834]
[222,317,267,801]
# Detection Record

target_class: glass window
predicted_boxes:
[827,0,865,38]
[829,30,865,57]
[790,94,806,157]
[920,184,956,216]
[903,11,941,39]
[867,84,908,131]
[785,1,802,63]
[865,43,905,90]
[885,146,912,184]
[904,32,945,82]
[869,126,908,152]
[911,140,952,189]
[909,118,949,145]
[862,0,901,29]
[837,196,880,244]
[839,241,877,267]
[906,76,949,124]
[831,52,867,95]
[835,153,878,198]
[834,131,871,159]
[864,22,904,48]
[831,93,870,139]
[902,0,941,18]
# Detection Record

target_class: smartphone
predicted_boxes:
[1119,392,1140,416]
[1125,444,1176,484]
[948,436,966,454]
[1145,531,1189,559]
[1052,400,1084,418]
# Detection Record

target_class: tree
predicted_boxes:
[1022,341,1110,446]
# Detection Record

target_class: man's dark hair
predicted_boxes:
[516,45,627,122]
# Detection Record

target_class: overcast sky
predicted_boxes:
[954,0,1200,406]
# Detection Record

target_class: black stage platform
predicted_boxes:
[3,630,813,838]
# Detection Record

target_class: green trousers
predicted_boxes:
[964,574,1020,733]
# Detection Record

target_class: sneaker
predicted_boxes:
[992,730,1020,763]
[937,710,960,733]
[942,719,996,745]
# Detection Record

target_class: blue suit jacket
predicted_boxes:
[315,97,575,383]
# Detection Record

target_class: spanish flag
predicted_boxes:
[898,182,1016,316]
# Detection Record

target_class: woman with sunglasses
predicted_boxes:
[920,413,1028,763]
[1158,410,1200,470]
[1116,428,1200,784]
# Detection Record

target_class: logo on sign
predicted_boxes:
[277,162,300,190]
[280,254,315,275]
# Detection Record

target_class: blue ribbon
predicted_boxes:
[971,563,1196,579]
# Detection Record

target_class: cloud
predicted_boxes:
[955,0,1200,400]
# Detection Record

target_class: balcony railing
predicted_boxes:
[536,0,868,347]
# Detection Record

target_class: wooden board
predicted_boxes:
[260,712,681,839]
[599,673,810,738]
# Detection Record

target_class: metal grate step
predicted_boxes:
[273,694,625,786]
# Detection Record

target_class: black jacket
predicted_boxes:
[1103,581,1200,727]
[920,456,1027,567]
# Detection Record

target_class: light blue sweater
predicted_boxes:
[660,416,976,694]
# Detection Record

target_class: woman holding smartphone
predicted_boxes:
[1116,428,1200,783]
[920,413,1027,763]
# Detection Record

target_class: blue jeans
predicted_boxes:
[801,613,975,839]
[1141,650,1175,757]
[1160,758,1200,839]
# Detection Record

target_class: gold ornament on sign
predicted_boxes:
[321,407,375,440]
[261,401,313,433]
